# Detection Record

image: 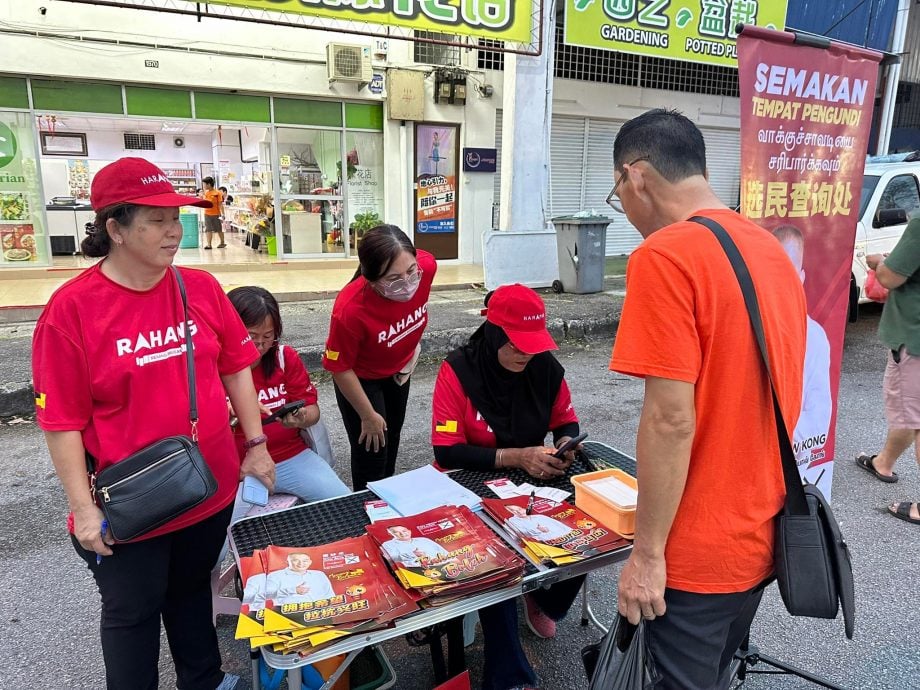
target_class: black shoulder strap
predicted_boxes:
[689,216,807,515]
[171,266,198,431]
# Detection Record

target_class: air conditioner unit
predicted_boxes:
[327,43,373,84]
[173,136,186,149]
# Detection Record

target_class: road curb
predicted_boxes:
[3,316,618,419]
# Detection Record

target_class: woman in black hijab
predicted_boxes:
[431,284,584,690]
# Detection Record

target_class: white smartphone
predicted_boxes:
[241,476,269,506]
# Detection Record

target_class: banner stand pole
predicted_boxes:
[732,634,846,690]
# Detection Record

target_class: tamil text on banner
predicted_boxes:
[738,26,882,499]
[200,0,534,43]
[416,124,457,235]
[564,0,787,66]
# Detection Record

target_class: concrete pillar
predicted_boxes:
[483,0,559,289]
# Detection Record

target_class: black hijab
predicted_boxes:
[445,322,565,448]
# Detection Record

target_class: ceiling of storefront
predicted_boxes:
[46,116,217,135]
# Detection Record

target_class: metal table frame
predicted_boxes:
[228,444,636,690]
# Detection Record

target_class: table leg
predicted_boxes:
[320,649,361,690]
[288,667,302,690]
[580,575,609,634]
[250,650,260,690]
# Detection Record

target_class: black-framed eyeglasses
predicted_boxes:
[606,157,648,214]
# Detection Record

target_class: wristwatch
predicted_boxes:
[243,434,268,450]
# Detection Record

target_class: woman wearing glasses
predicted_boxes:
[323,224,437,489]
[226,286,349,525]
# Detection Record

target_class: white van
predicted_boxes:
[850,155,920,316]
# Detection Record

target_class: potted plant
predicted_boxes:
[350,211,381,244]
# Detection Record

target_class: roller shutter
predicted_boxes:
[584,119,643,255]
[550,115,587,216]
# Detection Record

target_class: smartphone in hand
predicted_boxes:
[241,475,269,506]
[262,400,306,425]
[553,432,589,459]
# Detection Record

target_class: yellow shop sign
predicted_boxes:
[207,0,534,43]
[563,0,788,67]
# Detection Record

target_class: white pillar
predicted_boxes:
[875,0,911,155]
[483,0,559,289]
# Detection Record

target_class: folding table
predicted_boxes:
[228,442,636,690]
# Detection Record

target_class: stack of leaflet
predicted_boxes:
[366,505,526,606]
[235,535,417,655]
[481,495,629,566]
[367,464,482,516]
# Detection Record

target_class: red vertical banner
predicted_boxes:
[738,27,882,500]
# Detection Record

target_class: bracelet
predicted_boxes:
[496,448,504,469]
[243,434,268,450]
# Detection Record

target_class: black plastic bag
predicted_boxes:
[581,614,659,690]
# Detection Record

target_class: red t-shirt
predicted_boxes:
[233,345,318,464]
[323,250,437,380]
[33,264,259,540]
[610,208,806,594]
[431,361,579,449]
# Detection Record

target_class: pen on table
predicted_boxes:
[97,519,108,565]
[526,490,535,515]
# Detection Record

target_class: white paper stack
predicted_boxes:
[367,465,482,516]
[582,476,638,509]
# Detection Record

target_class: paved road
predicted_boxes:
[1,302,918,689]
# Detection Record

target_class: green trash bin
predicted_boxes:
[179,212,199,249]
[551,215,611,294]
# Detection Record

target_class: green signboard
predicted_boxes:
[0,111,49,266]
[563,0,788,67]
[206,0,534,44]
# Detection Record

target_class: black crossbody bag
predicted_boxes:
[691,216,855,640]
[88,266,218,542]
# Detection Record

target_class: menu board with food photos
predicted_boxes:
[1,224,37,262]
[67,160,91,200]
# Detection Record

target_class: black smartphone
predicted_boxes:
[553,432,589,459]
[262,400,306,425]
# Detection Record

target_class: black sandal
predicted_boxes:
[887,501,920,525]
[855,453,898,483]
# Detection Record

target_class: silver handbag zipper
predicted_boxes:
[98,449,185,503]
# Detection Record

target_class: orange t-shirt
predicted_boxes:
[202,188,222,216]
[610,208,806,594]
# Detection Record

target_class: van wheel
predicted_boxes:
[552,280,564,294]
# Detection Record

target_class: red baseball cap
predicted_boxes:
[90,157,212,211]
[485,283,558,354]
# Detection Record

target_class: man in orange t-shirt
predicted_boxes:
[201,176,225,249]
[607,109,806,689]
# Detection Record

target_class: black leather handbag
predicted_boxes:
[692,216,855,640]
[89,267,217,542]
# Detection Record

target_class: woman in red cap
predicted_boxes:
[323,224,437,490]
[32,158,273,690]
[431,283,583,690]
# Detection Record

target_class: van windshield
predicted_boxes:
[860,175,880,218]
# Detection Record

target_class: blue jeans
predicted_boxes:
[218,449,350,564]
[230,448,350,525]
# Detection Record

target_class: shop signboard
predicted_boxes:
[0,112,47,265]
[462,147,497,173]
[738,26,882,499]
[564,0,788,67]
[203,0,534,43]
